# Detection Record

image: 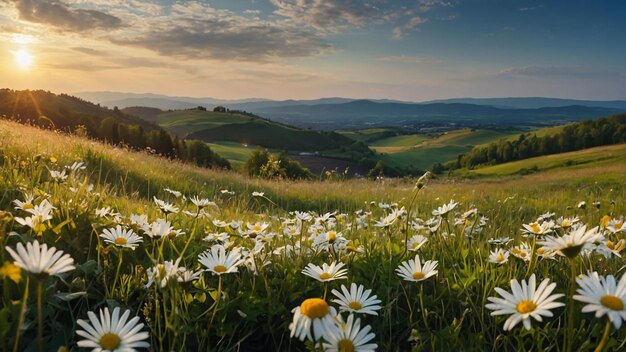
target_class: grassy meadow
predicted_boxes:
[376,129,514,170]
[1,120,626,351]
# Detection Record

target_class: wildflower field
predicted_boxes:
[1,120,626,351]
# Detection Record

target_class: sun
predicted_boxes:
[12,49,34,70]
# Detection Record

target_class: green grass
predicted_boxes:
[457,144,626,177]
[338,128,403,143]
[155,110,254,136]
[1,120,626,351]
[379,129,515,169]
[370,134,431,148]
[205,141,268,169]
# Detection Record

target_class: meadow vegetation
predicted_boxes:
[0,120,625,351]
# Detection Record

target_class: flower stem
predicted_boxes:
[12,276,29,352]
[37,280,43,352]
[208,275,222,332]
[110,250,124,298]
[419,284,430,333]
[595,320,612,352]
[566,259,577,352]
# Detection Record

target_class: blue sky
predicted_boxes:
[1,0,625,100]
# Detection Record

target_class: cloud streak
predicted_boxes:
[11,0,122,31]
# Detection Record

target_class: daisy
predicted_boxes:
[521,221,553,237]
[5,240,75,278]
[153,197,179,215]
[198,244,244,275]
[302,261,348,282]
[396,255,438,282]
[323,314,377,352]
[488,248,509,265]
[432,200,458,217]
[189,196,216,209]
[252,191,265,197]
[48,169,68,182]
[510,242,531,262]
[539,225,602,258]
[76,307,150,351]
[331,283,382,315]
[293,211,313,222]
[203,232,229,243]
[65,161,86,172]
[488,237,513,246]
[289,298,337,341]
[100,225,143,250]
[485,274,564,330]
[163,188,183,198]
[574,272,626,329]
[142,219,183,239]
[597,239,626,258]
[407,235,428,251]
[146,259,181,288]
[13,195,35,211]
[555,216,579,229]
[606,218,625,234]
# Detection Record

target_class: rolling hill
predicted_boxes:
[122,107,357,152]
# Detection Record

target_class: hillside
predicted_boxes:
[454,114,626,170]
[0,89,156,130]
[0,89,230,169]
[123,107,357,152]
[455,144,626,177]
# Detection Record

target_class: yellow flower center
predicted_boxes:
[320,272,332,280]
[348,301,363,310]
[214,265,227,273]
[516,300,537,314]
[254,225,261,232]
[328,232,336,243]
[22,203,34,210]
[99,332,121,350]
[531,223,541,233]
[601,215,611,228]
[338,339,354,352]
[114,237,128,245]
[412,242,419,249]
[167,231,177,239]
[346,245,358,253]
[615,222,623,230]
[607,241,615,250]
[496,254,504,262]
[537,248,545,255]
[562,220,571,227]
[519,251,526,258]
[412,272,425,280]
[300,298,330,319]
[600,295,624,311]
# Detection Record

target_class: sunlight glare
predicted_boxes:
[12,49,34,70]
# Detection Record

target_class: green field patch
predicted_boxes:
[460,143,626,177]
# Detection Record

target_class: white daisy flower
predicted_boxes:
[65,161,86,172]
[100,225,143,250]
[606,218,625,234]
[302,261,348,282]
[142,219,183,239]
[289,298,337,341]
[76,307,150,351]
[521,221,553,237]
[146,259,181,288]
[574,272,626,329]
[396,255,438,282]
[48,169,68,182]
[163,188,183,198]
[198,244,244,275]
[153,197,179,214]
[432,200,458,217]
[485,274,564,331]
[510,242,531,262]
[331,283,382,316]
[407,235,428,251]
[322,314,377,352]
[487,237,513,246]
[539,225,602,258]
[13,195,35,211]
[488,248,509,265]
[203,232,229,243]
[5,240,75,277]
[252,191,265,197]
[189,196,216,209]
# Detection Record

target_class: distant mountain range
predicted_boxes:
[74,91,626,130]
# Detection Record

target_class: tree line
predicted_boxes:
[450,114,626,170]
[0,89,230,169]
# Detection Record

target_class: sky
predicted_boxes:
[1,0,625,101]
